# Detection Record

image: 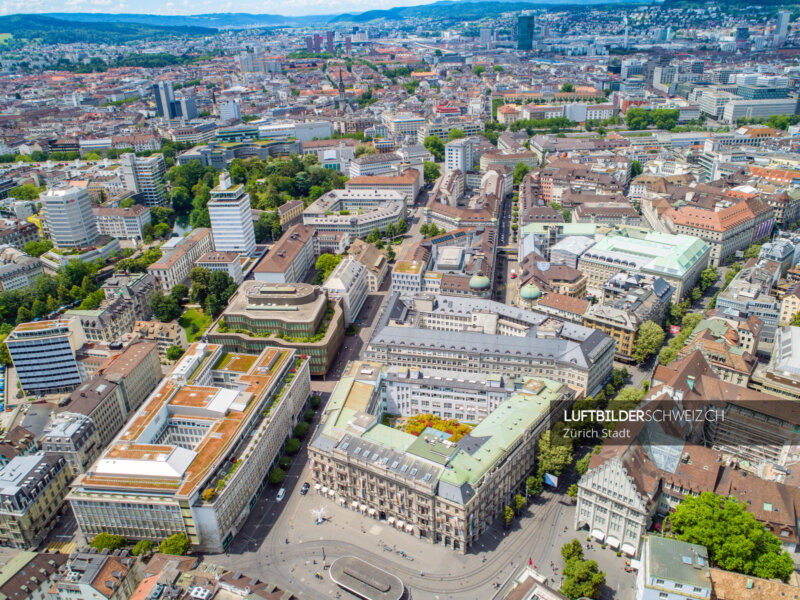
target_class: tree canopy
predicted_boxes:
[632,320,665,363]
[671,491,794,580]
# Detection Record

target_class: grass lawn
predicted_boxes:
[179,308,212,342]
[0,34,12,44]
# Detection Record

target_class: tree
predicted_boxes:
[537,429,573,477]
[158,534,190,556]
[503,505,514,527]
[90,533,127,552]
[423,136,444,161]
[791,310,800,327]
[493,65,504,72]
[560,82,575,93]
[513,162,530,185]
[561,558,606,600]
[699,266,718,291]
[119,197,136,208]
[151,206,176,227]
[268,467,285,485]
[8,184,41,201]
[294,421,310,437]
[132,540,154,556]
[743,243,761,259]
[575,453,592,475]
[561,539,584,562]
[472,65,486,76]
[285,438,301,454]
[514,493,526,513]
[153,222,171,239]
[171,284,189,303]
[447,128,466,142]
[625,107,650,130]
[386,247,396,262]
[354,144,376,158]
[170,185,193,215]
[567,484,578,499]
[23,239,53,257]
[254,211,281,243]
[423,161,441,184]
[396,218,408,235]
[166,345,185,361]
[632,320,665,363]
[315,253,343,281]
[670,491,794,580]
[630,160,643,178]
[150,291,182,322]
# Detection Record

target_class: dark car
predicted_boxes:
[300,482,310,495]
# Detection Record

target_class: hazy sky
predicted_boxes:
[0,0,434,16]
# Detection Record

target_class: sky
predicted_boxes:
[0,0,436,17]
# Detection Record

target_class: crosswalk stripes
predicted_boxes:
[44,541,77,554]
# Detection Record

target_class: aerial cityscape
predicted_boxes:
[2,1,800,599]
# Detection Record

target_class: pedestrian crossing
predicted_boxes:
[44,541,77,554]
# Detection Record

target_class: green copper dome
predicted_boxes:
[469,274,491,290]
[520,282,542,300]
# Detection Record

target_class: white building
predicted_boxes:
[208,172,256,255]
[219,100,242,122]
[120,153,167,206]
[445,138,474,174]
[721,97,799,124]
[195,251,244,284]
[258,120,333,142]
[92,205,151,241]
[253,223,316,283]
[41,187,99,248]
[323,256,368,326]
[635,536,711,600]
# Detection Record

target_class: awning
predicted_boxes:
[388,517,395,524]
[351,501,359,509]
[396,520,405,529]
[368,508,376,516]
[338,497,346,505]
[607,536,620,550]
[622,543,637,557]
[321,486,329,494]
[315,483,322,490]
[327,489,335,497]
[591,529,605,542]
[405,524,414,532]
[360,504,368,512]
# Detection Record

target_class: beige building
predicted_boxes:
[0,452,70,548]
[147,228,214,290]
[51,548,142,600]
[345,169,422,203]
[68,344,311,553]
[253,223,316,284]
[348,239,388,292]
[309,364,574,554]
[133,320,188,358]
[780,283,800,325]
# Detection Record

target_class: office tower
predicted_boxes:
[445,138,473,174]
[621,58,644,79]
[120,153,167,207]
[346,36,352,55]
[238,51,254,73]
[219,100,242,122]
[314,34,322,53]
[6,319,86,395]
[480,28,492,48]
[623,16,629,48]
[208,171,256,255]
[327,30,334,53]
[306,36,314,52]
[152,81,176,118]
[41,186,99,248]
[178,96,197,120]
[517,15,535,50]
[777,11,790,38]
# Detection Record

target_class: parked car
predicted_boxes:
[276,488,286,501]
[300,482,310,495]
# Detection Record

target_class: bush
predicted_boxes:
[285,438,301,454]
[303,409,315,421]
[279,456,291,469]
[132,540,154,556]
[310,395,321,409]
[158,534,190,556]
[166,345,184,361]
[294,422,310,437]
[201,488,216,502]
[90,532,127,552]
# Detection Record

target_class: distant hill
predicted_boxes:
[0,14,214,44]
[43,12,333,29]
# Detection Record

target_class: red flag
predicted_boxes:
[529,557,533,566]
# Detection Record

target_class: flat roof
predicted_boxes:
[329,556,404,600]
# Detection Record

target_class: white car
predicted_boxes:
[276,488,286,502]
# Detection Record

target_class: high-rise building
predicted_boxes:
[445,138,474,173]
[41,186,99,248]
[152,81,176,118]
[480,28,492,48]
[777,10,791,38]
[326,30,334,53]
[306,36,314,52]
[208,171,256,255]
[314,33,322,53]
[120,153,167,207]
[219,100,242,122]
[345,36,352,55]
[620,58,645,79]
[517,14,535,50]
[6,320,86,395]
